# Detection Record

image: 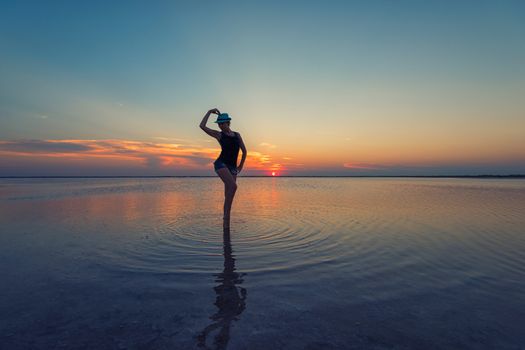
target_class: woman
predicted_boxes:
[200,108,247,228]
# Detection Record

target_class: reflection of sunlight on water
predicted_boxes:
[1,178,525,348]
[3,178,525,279]
[270,176,279,205]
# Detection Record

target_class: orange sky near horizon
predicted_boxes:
[1,134,524,176]
[1,2,525,176]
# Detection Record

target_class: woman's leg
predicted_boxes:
[216,168,238,226]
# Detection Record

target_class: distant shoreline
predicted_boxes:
[1,175,524,179]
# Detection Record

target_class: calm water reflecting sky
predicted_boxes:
[1,178,524,349]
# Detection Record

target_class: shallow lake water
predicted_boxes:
[1,177,524,349]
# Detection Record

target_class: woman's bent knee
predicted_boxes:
[226,183,237,194]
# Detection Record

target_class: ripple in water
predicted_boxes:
[2,178,525,348]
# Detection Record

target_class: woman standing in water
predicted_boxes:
[200,108,247,228]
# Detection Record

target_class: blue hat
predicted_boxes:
[214,113,231,123]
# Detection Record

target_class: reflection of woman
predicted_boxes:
[200,108,247,229]
[197,227,247,349]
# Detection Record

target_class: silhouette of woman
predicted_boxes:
[200,108,247,229]
[196,227,247,349]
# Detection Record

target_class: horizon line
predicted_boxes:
[1,175,524,179]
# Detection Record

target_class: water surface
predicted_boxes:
[1,178,524,349]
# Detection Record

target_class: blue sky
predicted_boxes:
[1,0,524,175]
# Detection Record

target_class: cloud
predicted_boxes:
[152,136,194,142]
[259,142,277,149]
[143,155,164,168]
[2,139,521,176]
[0,140,93,153]
[342,162,385,170]
[0,139,271,172]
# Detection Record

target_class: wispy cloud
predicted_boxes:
[259,142,277,149]
[152,136,194,142]
[0,140,93,153]
[0,139,271,171]
[342,162,385,170]
[0,139,215,168]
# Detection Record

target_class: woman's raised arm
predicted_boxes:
[199,108,221,140]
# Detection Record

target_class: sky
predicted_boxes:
[1,0,524,176]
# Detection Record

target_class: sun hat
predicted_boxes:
[214,113,232,124]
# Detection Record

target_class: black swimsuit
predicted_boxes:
[214,131,240,174]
